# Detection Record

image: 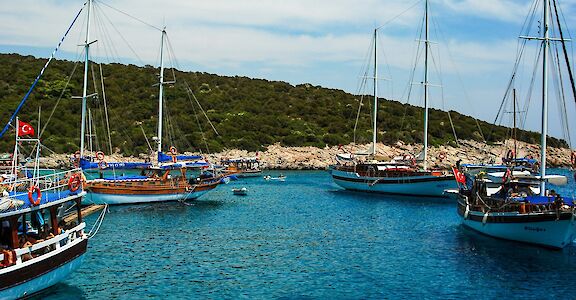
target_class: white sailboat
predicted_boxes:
[329,0,456,198]
[457,0,576,249]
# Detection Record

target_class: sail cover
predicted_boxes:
[79,158,152,170]
[158,151,203,162]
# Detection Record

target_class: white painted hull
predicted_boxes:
[83,190,210,205]
[330,168,456,198]
[461,212,576,249]
[0,253,85,300]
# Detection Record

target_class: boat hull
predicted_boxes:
[0,239,87,299]
[329,168,456,198]
[83,179,219,205]
[458,199,576,249]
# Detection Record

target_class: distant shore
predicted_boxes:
[40,139,574,170]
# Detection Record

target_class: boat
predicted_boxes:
[329,0,456,198]
[456,0,576,249]
[221,156,263,178]
[264,175,286,182]
[68,2,221,204]
[232,187,248,196]
[0,59,90,297]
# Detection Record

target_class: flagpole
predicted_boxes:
[13,118,19,177]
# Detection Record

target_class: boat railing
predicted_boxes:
[0,222,85,270]
[1,168,84,209]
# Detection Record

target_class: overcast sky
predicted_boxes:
[1,0,575,145]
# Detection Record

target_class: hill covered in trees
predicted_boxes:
[0,53,565,155]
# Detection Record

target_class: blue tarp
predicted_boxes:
[10,189,79,208]
[80,158,152,170]
[525,195,575,205]
[158,152,203,162]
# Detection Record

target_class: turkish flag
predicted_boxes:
[18,121,35,137]
[451,167,466,184]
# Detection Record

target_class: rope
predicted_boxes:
[87,204,108,238]
[0,3,86,139]
[96,0,162,31]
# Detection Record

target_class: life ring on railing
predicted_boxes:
[68,174,82,192]
[28,185,41,206]
[571,152,576,166]
[438,152,446,161]
[96,151,105,161]
[98,160,108,170]
[170,146,177,155]
[506,149,515,161]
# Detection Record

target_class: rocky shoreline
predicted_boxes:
[40,139,574,170]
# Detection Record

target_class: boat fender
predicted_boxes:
[68,174,82,192]
[28,185,41,206]
[96,151,105,161]
[170,146,177,155]
[98,160,108,170]
[482,212,489,225]
[464,204,470,219]
[506,149,515,161]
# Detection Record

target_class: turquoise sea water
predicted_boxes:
[37,169,576,299]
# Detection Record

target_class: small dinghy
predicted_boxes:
[232,187,248,196]
[264,175,286,182]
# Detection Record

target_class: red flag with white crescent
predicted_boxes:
[17,121,35,137]
[451,167,466,184]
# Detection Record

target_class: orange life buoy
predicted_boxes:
[28,185,41,206]
[96,151,105,161]
[170,146,177,155]
[506,149,515,160]
[98,160,108,170]
[68,173,82,192]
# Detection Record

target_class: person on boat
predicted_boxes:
[507,183,520,198]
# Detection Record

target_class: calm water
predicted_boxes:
[37,169,576,299]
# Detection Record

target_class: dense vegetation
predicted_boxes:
[0,53,566,155]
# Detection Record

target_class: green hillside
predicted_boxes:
[0,53,565,155]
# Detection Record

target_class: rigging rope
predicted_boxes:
[552,0,576,105]
[0,3,86,139]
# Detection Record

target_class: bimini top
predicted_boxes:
[158,151,203,163]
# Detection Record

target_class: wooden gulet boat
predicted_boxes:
[75,7,221,204]
[0,169,87,299]
[0,115,89,297]
[221,157,263,178]
[329,1,456,198]
[455,0,576,249]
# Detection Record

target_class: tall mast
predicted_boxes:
[79,0,92,158]
[513,88,517,160]
[157,28,166,154]
[540,0,550,195]
[423,0,430,170]
[372,28,378,156]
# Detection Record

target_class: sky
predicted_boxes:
[1,0,576,145]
